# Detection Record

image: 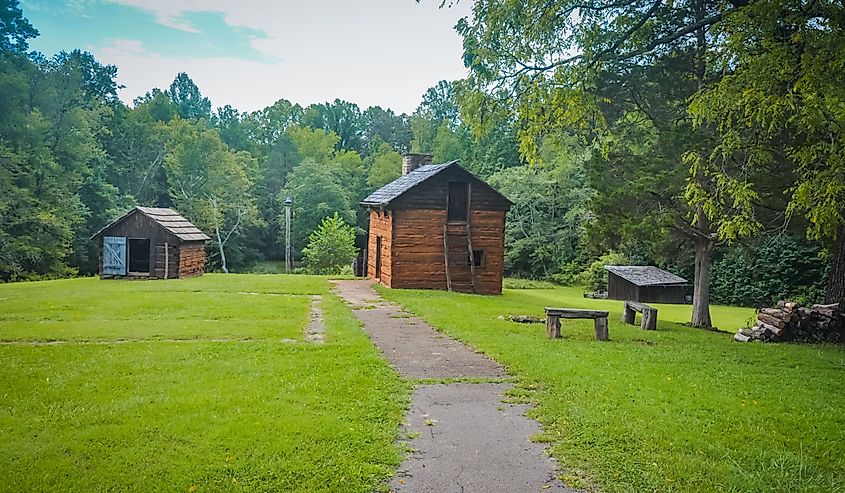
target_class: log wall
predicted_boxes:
[177,243,206,278]
[388,209,505,294]
[367,209,393,286]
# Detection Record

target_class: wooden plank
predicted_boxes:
[626,301,650,312]
[545,308,609,319]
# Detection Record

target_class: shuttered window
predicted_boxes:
[447,182,469,222]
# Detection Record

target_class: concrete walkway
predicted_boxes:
[332,280,575,493]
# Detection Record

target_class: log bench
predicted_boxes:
[622,301,658,330]
[544,308,610,341]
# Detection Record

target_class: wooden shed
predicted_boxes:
[604,265,687,304]
[91,207,210,279]
[361,154,512,294]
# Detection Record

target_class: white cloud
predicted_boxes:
[104,38,147,54]
[95,0,474,113]
[104,0,206,32]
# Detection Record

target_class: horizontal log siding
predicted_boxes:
[367,209,393,287]
[390,209,505,294]
[178,243,206,278]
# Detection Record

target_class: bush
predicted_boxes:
[301,213,358,275]
[710,234,827,306]
[578,252,630,291]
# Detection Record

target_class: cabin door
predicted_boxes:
[128,238,151,274]
[375,236,382,279]
[103,236,127,275]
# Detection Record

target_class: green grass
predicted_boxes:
[377,283,845,492]
[0,275,409,492]
[0,274,331,342]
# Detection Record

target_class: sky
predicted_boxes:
[20,0,474,115]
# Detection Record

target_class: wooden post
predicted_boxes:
[466,222,476,293]
[622,301,635,324]
[642,307,658,330]
[443,224,452,292]
[594,317,609,341]
[546,314,561,338]
[164,242,169,279]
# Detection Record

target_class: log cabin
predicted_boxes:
[361,154,512,294]
[91,207,210,279]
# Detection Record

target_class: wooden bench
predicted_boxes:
[544,308,610,341]
[622,301,658,330]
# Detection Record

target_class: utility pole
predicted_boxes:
[284,197,293,274]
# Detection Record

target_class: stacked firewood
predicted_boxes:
[734,301,844,343]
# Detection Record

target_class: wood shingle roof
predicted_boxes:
[136,207,211,241]
[91,206,210,241]
[361,160,512,208]
[604,265,687,286]
[361,162,456,206]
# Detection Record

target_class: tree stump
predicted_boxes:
[594,317,609,341]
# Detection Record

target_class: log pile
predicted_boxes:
[734,301,844,343]
[498,315,544,324]
[583,290,608,299]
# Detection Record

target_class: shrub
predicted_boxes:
[302,213,358,275]
[710,234,827,306]
[578,252,630,291]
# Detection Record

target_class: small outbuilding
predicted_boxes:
[604,265,687,304]
[361,154,512,294]
[91,207,210,279]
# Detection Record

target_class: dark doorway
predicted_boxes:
[128,238,151,273]
[447,181,469,222]
[375,236,382,279]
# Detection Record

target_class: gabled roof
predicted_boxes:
[361,160,512,207]
[604,265,687,286]
[91,206,210,242]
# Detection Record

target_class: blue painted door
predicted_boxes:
[103,236,126,275]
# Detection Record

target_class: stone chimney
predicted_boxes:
[402,153,433,175]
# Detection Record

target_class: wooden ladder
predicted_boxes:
[442,223,477,294]
[466,222,477,293]
[443,223,452,292]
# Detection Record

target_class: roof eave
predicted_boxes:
[90,207,139,240]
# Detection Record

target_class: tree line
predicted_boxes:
[1,0,838,324]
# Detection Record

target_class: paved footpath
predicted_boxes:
[333,280,576,493]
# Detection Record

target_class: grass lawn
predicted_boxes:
[0,274,409,492]
[378,283,845,492]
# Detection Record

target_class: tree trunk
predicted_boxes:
[824,220,845,309]
[689,0,714,328]
[215,225,228,274]
[691,235,714,328]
